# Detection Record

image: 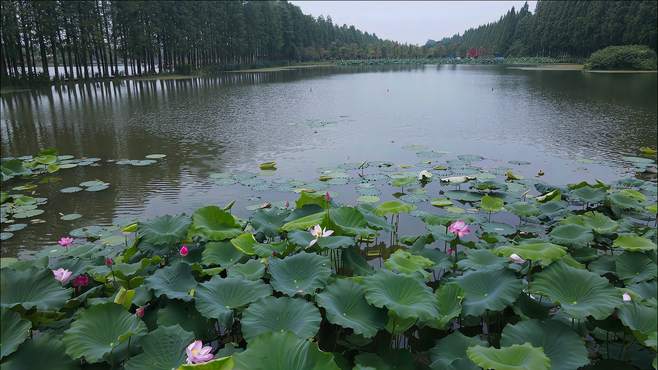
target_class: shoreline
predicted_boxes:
[3,61,656,94]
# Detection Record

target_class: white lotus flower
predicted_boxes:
[622,293,632,302]
[509,253,526,264]
[418,170,432,181]
[308,225,333,247]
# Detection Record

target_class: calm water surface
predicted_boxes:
[1,65,656,257]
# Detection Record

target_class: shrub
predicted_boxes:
[585,45,657,71]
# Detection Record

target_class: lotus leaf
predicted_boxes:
[455,269,523,316]
[317,235,355,249]
[177,356,234,370]
[233,331,340,370]
[1,333,79,370]
[480,195,504,212]
[201,241,244,267]
[269,252,331,296]
[230,233,259,255]
[531,262,620,320]
[458,249,509,271]
[251,208,289,237]
[0,309,31,359]
[0,267,72,311]
[363,269,438,321]
[295,191,328,209]
[506,202,541,218]
[189,206,242,241]
[570,186,606,204]
[549,224,593,248]
[467,343,550,370]
[281,211,324,231]
[561,212,618,234]
[384,249,434,279]
[139,214,190,247]
[62,302,147,363]
[124,325,193,370]
[374,201,416,216]
[480,222,517,236]
[227,259,265,280]
[430,331,487,370]
[145,154,166,159]
[316,279,386,338]
[144,262,197,302]
[494,242,566,267]
[326,207,373,236]
[241,296,321,341]
[196,275,271,325]
[613,234,656,252]
[618,301,658,341]
[501,319,589,370]
[429,283,464,330]
[615,252,657,284]
[156,301,214,341]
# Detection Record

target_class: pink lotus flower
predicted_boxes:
[52,268,73,284]
[58,237,74,248]
[622,293,632,302]
[105,257,113,266]
[448,220,471,238]
[72,274,89,288]
[308,225,333,247]
[179,245,189,256]
[509,253,526,264]
[185,340,214,364]
[325,192,331,203]
[135,306,146,318]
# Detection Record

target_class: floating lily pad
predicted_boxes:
[3,223,26,232]
[60,186,83,193]
[144,154,166,159]
[60,213,82,221]
[13,209,44,219]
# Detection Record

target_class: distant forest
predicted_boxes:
[425,1,658,58]
[2,1,657,82]
[0,0,422,80]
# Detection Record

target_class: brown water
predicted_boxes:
[1,65,656,257]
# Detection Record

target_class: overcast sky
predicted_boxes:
[291,1,537,45]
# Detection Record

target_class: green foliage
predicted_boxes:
[1,168,657,370]
[585,45,657,70]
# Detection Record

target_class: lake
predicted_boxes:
[1,65,656,257]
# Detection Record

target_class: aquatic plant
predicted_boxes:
[0,150,656,370]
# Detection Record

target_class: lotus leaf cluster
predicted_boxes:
[1,150,657,370]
